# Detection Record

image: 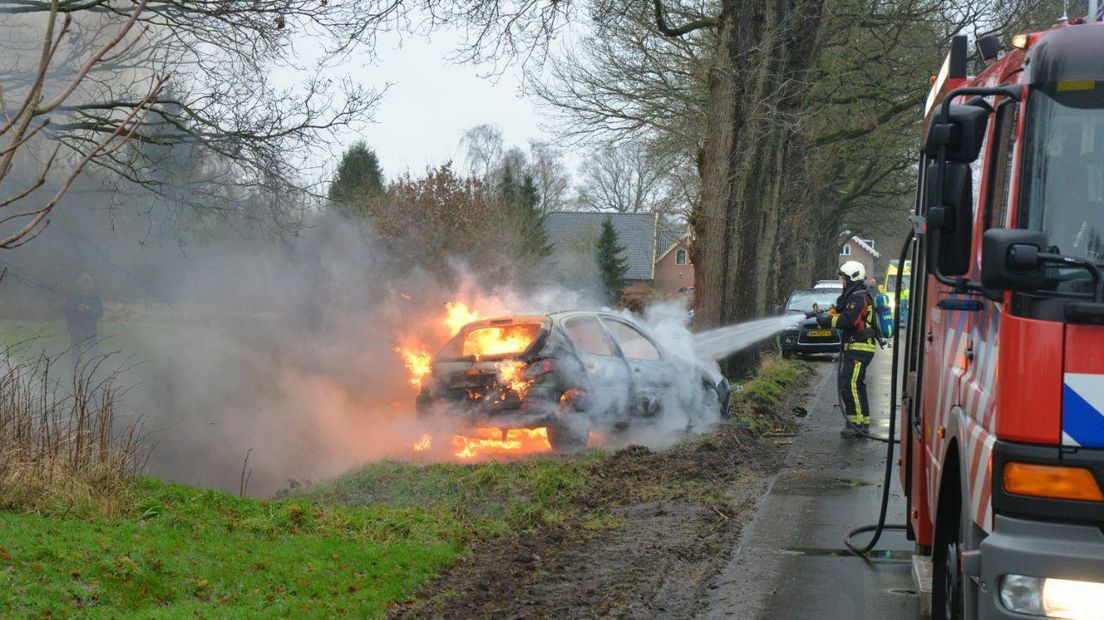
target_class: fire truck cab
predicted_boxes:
[900,16,1104,620]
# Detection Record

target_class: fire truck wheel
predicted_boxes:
[932,463,976,620]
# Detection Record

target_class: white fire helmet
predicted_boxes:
[838,260,866,283]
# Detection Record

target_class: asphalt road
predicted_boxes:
[703,350,926,620]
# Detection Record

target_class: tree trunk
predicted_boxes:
[692,0,827,340]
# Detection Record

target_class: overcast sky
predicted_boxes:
[288,26,576,184]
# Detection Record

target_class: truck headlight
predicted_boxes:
[1000,574,1104,619]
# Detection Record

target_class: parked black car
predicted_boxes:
[777,288,843,357]
[416,311,727,451]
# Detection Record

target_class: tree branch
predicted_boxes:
[652,0,717,37]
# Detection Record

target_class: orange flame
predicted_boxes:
[496,360,533,400]
[413,433,432,451]
[445,302,480,336]
[453,427,551,459]
[395,346,432,389]
[462,325,538,360]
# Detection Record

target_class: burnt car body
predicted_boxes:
[777,288,843,357]
[415,311,727,451]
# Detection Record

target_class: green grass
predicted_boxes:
[729,356,810,433]
[0,456,598,619]
[0,319,169,366]
[307,455,600,536]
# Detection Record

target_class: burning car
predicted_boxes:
[415,311,727,452]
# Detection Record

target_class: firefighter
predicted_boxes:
[816,260,877,438]
[66,273,103,372]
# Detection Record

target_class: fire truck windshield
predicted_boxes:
[1020,81,1104,293]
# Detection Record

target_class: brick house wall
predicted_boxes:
[654,239,694,294]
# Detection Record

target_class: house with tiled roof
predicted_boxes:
[544,212,693,294]
[840,235,880,280]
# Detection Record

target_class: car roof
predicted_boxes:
[546,310,635,322]
[459,315,548,330]
[790,287,838,297]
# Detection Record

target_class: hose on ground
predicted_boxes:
[843,230,914,557]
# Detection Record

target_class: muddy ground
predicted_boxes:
[390,369,817,619]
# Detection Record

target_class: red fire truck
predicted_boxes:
[899,14,1104,620]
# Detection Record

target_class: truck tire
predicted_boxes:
[932,491,964,620]
[932,457,980,620]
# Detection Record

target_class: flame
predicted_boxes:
[496,360,533,400]
[462,325,538,360]
[559,388,580,404]
[398,300,537,395]
[452,427,551,459]
[445,302,480,336]
[413,433,432,451]
[395,346,432,389]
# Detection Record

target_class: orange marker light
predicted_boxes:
[1003,462,1104,502]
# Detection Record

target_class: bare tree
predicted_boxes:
[0,0,399,244]
[459,124,504,179]
[0,0,167,248]
[527,140,570,212]
[576,142,681,218]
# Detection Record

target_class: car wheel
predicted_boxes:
[547,421,589,452]
[701,380,723,419]
[549,392,590,453]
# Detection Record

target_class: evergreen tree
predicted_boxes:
[329,142,385,217]
[499,163,552,260]
[515,173,552,257]
[596,217,629,303]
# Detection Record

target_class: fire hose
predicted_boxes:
[841,230,914,557]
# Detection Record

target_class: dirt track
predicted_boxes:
[391,370,815,619]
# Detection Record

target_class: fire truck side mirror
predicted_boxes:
[975,34,1002,61]
[981,228,1048,293]
[923,104,989,163]
[925,162,974,276]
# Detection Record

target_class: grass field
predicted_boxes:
[0,458,598,618]
[0,319,172,371]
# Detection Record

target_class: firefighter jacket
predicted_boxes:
[818,281,878,352]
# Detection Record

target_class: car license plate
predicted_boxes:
[807,329,832,337]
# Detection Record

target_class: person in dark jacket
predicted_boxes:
[66,273,103,371]
[816,260,877,438]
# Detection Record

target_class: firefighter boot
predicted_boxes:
[840,415,862,438]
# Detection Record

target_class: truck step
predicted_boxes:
[912,554,933,616]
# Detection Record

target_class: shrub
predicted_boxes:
[0,349,143,516]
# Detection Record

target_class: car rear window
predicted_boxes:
[602,319,661,360]
[437,323,543,360]
[564,316,614,357]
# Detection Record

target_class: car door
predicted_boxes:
[599,317,674,416]
[561,315,632,420]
